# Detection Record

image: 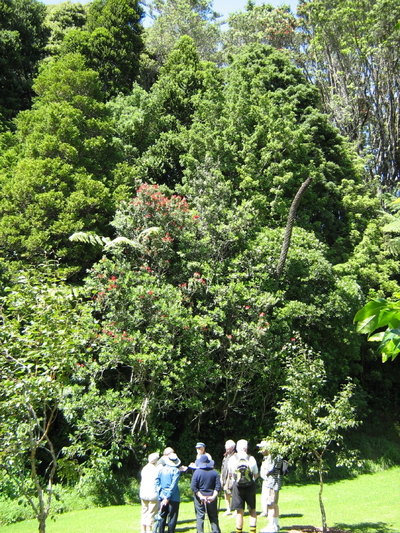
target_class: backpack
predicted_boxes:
[280,459,289,476]
[234,455,254,487]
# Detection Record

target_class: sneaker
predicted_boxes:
[260,526,278,533]
[224,510,232,516]
[259,512,267,517]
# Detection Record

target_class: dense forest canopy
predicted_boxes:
[0,1,399,528]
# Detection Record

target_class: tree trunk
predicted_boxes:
[38,514,46,533]
[276,175,313,278]
[318,463,327,533]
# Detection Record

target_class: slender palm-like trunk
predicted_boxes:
[276,175,313,278]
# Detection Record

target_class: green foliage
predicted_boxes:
[144,0,222,70]
[0,0,50,126]
[110,36,223,188]
[0,267,96,532]
[0,53,122,273]
[354,296,400,361]
[59,0,144,98]
[44,1,88,56]
[270,342,359,533]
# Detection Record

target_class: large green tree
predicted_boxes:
[144,0,222,70]
[298,0,400,190]
[0,53,122,274]
[59,0,144,98]
[0,0,49,126]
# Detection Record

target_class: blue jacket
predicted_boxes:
[155,465,181,502]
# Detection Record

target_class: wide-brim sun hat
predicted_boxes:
[164,453,181,467]
[195,455,214,469]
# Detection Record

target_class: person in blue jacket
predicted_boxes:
[191,454,221,533]
[155,453,182,533]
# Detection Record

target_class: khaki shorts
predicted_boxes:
[141,499,158,527]
[265,488,279,506]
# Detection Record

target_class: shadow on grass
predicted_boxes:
[176,517,196,531]
[279,522,395,533]
[335,522,396,533]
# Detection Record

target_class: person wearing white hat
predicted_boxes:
[140,452,160,533]
[257,441,283,533]
[155,453,182,533]
[221,439,236,515]
[228,439,259,533]
[257,441,269,517]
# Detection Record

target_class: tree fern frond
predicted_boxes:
[103,236,141,250]
[382,219,400,234]
[69,232,110,246]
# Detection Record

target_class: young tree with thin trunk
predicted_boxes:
[270,342,359,533]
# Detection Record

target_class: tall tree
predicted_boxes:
[44,0,87,56]
[222,1,298,59]
[0,53,121,274]
[298,0,400,190]
[0,0,49,127]
[60,0,144,98]
[144,0,222,68]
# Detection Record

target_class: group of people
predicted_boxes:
[139,439,283,533]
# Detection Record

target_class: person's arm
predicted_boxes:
[251,456,259,480]
[215,472,221,493]
[191,471,199,493]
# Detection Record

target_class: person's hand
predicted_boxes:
[161,498,169,508]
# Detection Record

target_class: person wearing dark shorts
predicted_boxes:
[228,439,259,533]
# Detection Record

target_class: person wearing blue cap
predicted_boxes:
[188,442,213,471]
[191,455,221,533]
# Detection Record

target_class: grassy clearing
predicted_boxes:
[0,467,399,533]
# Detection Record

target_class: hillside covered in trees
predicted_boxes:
[0,0,400,527]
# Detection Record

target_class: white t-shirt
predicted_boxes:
[139,462,158,501]
[228,451,259,478]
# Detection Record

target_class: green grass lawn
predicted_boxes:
[0,467,399,533]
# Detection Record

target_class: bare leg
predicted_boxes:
[236,509,244,530]
[224,493,232,514]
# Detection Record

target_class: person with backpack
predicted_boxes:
[228,439,259,533]
[257,440,283,533]
[191,455,221,533]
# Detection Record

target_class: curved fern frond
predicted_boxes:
[69,232,110,246]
